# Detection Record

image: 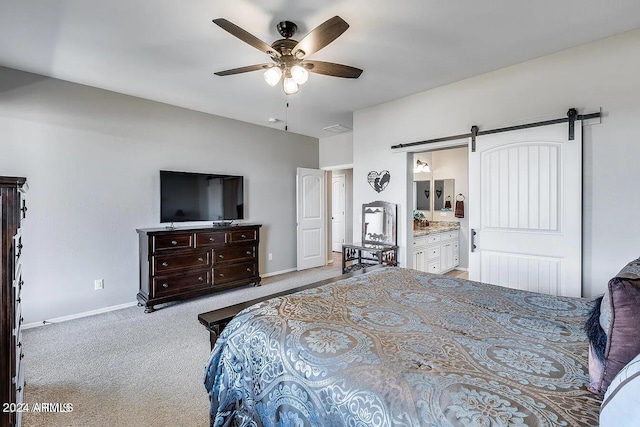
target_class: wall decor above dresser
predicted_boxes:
[1,176,28,427]
[136,224,262,312]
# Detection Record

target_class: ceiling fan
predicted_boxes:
[212,16,363,95]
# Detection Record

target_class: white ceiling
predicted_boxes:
[1,1,640,139]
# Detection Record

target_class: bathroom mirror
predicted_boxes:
[415,180,431,211]
[362,201,397,246]
[434,179,455,211]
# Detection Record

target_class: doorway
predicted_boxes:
[325,168,353,261]
[411,147,469,272]
[331,173,346,252]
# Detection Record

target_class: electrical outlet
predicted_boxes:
[94,279,104,290]
[268,253,273,261]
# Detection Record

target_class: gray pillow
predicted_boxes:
[596,257,640,394]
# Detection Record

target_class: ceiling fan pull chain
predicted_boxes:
[285,99,289,132]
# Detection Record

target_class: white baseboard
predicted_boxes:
[22,301,139,330]
[261,267,296,278]
[24,265,335,329]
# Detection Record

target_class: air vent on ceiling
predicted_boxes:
[323,124,352,134]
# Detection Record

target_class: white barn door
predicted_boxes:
[296,168,325,270]
[469,123,582,297]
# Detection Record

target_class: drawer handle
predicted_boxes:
[162,283,169,288]
[246,268,251,272]
[241,234,246,239]
[19,280,24,288]
[245,251,252,255]
[20,353,24,360]
[162,262,169,267]
[18,342,22,348]
[198,257,204,262]
[16,297,21,303]
[171,240,178,245]
[218,273,225,278]
[198,276,204,281]
[17,386,22,393]
[218,254,224,259]
[209,237,215,242]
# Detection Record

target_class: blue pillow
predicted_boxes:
[584,295,607,362]
[600,352,640,426]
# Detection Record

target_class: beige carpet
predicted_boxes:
[22,258,341,427]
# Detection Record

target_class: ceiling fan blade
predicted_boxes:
[303,60,363,79]
[213,19,280,57]
[215,63,274,76]
[292,16,349,58]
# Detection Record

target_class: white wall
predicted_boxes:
[0,66,318,323]
[354,28,640,297]
[319,132,353,168]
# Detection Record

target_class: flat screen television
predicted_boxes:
[160,170,244,223]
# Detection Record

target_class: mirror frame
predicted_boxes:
[362,200,397,246]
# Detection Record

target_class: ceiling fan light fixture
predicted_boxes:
[263,67,282,87]
[291,65,309,85]
[283,77,299,95]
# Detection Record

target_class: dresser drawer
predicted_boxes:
[13,263,23,295]
[14,297,22,337]
[441,231,459,241]
[13,315,22,378]
[152,233,194,252]
[195,231,227,247]
[427,246,440,260]
[15,327,24,377]
[413,236,428,249]
[426,234,441,244]
[153,251,210,274]
[20,197,28,225]
[13,230,23,269]
[153,270,211,297]
[14,360,25,400]
[213,262,256,284]
[213,245,256,265]
[14,360,25,426]
[228,229,257,243]
[428,261,440,273]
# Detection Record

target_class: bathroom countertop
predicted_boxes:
[413,221,460,237]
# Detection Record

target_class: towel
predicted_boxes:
[455,200,464,218]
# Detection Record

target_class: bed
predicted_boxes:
[204,267,601,426]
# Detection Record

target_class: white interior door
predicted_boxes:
[297,168,325,270]
[469,123,582,297]
[331,174,346,252]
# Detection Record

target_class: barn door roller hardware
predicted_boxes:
[392,108,601,152]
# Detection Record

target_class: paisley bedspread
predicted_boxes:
[204,267,601,426]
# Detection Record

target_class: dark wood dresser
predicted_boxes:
[136,224,262,312]
[1,176,27,427]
